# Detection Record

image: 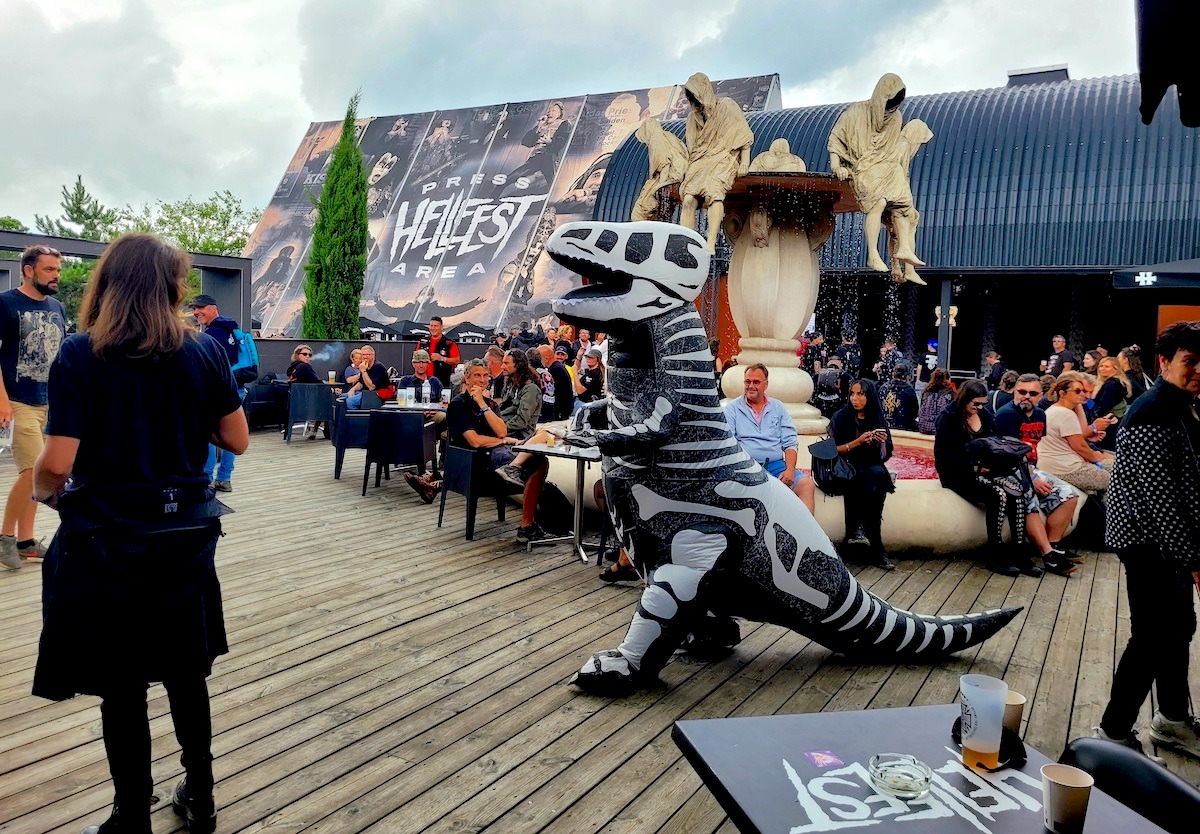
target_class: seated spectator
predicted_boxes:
[987,370,1018,413]
[343,348,363,386]
[536,344,573,422]
[287,344,321,384]
[993,375,1086,560]
[484,345,506,398]
[1037,372,1114,495]
[442,360,550,544]
[287,344,324,439]
[1118,344,1153,397]
[879,363,919,431]
[917,367,953,434]
[345,345,393,409]
[935,380,1079,577]
[1036,373,1056,411]
[1081,349,1102,374]
[724,364,816,513]
[829,380,895,569]
[573,347,605,406]
[397,349,444,405]
[499,349,543,443]
[1093,356,1132,450]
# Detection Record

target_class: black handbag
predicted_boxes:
[966,436,1030,478]
[808,437,858,496]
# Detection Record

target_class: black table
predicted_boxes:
[514,440,602,562]
[672,704,1164,834]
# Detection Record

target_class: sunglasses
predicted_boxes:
[1015,388,1041,396]
[968,400,987,408]
[412,359,428,364]
[1068,387,1084,395]
[27,245,61,257]
[298,351,312,357]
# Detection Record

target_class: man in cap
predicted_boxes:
[190,294,243,493]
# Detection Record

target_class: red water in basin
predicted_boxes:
[886,445,939,480]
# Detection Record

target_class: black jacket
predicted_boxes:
[1105,379,1200,570]
[933,404,994,490]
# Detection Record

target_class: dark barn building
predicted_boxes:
[594,69,1200,378]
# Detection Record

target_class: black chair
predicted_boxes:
[437,444,510,540]
[1059,736,1200,833]
[362,410,437,496]
[285,383,336,443]
[332,398,370,479]
[243,380,287,430]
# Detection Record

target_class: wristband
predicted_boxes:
[478,407,490,416]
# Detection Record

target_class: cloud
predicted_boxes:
[0,0,1137,232]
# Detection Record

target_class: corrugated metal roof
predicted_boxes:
[595,75,1200,271]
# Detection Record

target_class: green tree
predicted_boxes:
[34,176,122,241]
[122,191,260,256]
[0,216,28,233]
[302,92,367,340]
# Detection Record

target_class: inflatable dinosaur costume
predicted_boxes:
[548,220,1020,696]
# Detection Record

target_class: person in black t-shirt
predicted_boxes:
[1047,335,1074,376]
[345,345,392,408]
[442,360,550,543]
[32,232,248,834]
[286,344,321,384]
[537,344,574,421]
[573,348,605,404]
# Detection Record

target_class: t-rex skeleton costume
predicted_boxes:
[547,219,1021,697]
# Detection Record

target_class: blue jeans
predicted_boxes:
[205,445,234,482]
[346,391,364,409]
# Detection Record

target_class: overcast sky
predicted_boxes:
[1,0,1138,229]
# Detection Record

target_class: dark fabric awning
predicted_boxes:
[1113,258,1200,289]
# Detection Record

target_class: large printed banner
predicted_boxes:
[245,75,781,338]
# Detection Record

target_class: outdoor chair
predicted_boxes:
[284,383,335,444]
[362,410,437,496]
[243,379,287,431]
[1059,736,1200,833]
[437,444,509,540]
[332,398,370,479]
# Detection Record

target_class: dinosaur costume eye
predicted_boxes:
[664,234,700,270]
[596,230,619,252]
[561,227,590,240]
[625,233,653,264]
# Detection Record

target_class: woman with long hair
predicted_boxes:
[33,233,249,834]
[500,348,542,441]
[1082,349,1103,374]
[917,367,953,434]
[933,380,1078,577]
[1038,372,1114,494]
[1118,344,1152,397]
[1093,356,1133,451]
[829,379,896,569]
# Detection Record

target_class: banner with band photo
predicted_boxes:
[245,75,781,339]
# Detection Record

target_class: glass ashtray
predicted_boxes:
[869,753,933,800]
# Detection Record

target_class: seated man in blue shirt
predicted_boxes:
[723,363,816,514]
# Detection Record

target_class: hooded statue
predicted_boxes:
[828,73,932,283]
[678,72,755,251]
[631,119,689,222]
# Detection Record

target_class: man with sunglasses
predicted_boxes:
[1,245,67,570]
[993,373,1084,569]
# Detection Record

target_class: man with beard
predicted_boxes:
[993,373,1083,568]
[1,245,68,570]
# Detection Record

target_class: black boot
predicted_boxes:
[172,779,217,834]
[80,807,152,834]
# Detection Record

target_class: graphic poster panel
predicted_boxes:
[358,111,434,273]
[495,86,673,331]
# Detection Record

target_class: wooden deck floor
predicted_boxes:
[2,431,1197,833]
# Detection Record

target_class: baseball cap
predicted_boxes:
[412,349,431,362]
[554,345,568,355]
[189,294,218,308]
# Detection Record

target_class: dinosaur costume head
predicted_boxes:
[547,220,708,332]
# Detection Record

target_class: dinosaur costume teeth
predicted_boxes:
[547,219,1021,697]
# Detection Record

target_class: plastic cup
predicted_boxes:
[1003,690,1027,733]
[327,370,336,383]
[1041,763,1093,834]
[404,387,416,407]
[959,674,1007,770]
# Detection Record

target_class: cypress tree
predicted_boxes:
[302,92,367,340]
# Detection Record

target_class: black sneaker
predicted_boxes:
[845,527,870,547]
[986,559,1021,577]
[516,522,545,543]
[1093,726,1165,765]
[867,550,895,571]
[495,464,527,487]
[1048,544,1085,564]
[1018,557,1044,578]
[172,778,217,834]
[1042,551,1080,577]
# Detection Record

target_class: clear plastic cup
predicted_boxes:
[959,674,1007,770]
